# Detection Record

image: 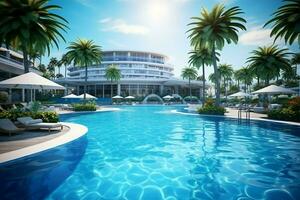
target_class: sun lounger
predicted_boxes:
[0,119,25,136]
[17,117,63,133]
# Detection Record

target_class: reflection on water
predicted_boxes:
[0,135,87,200]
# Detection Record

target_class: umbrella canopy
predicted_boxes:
[163,95,173,99]
[78,93,97,99]
[125,96,135,99]
[112,95,123,99]
[0,72,65,90]
[62,94,79,99]
[252,85,295,95]
[229,91,251,97]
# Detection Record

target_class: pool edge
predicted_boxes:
[0,122,88,164]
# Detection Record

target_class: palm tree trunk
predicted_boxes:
[237,80,240,89]
[65,64,67,78]
[212,44,220,106]
[189,79,191,97]
[84,64,87,99]
[111,81,113,97]
[202,61,205,103]
[22,48,29,73]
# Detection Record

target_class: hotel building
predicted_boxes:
[57,50,206,99]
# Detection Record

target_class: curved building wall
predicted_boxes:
[68,51,174,81]
[58,50,203,99]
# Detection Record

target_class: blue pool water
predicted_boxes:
[1,106,300,200]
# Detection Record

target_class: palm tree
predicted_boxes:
[65,39,102,99]
[48,57,58,80]
[264,0,300,46]
[234,69,243,89]
[291,53,300,66]
[188,4,246,106]
[219,64,233,100]
[247,45,291,85]
[0,0,68,73]
[239,67,253,93]
[188,47,219,103]
[105,65,121,97]
[59,54,70,78]
[181,67,198,97]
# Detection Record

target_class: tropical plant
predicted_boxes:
[48,57,58,79]
[197,98,226,115]
[65,39,102,99]
[238,67,253,93]
[181,66,198,97]
[247,45,291,85]
[189,47,219,103]
[0,0,68,73]
[188,4,246,105]
[58,54,70,78]
[234,69,243,89]
[264,0,300,46]
[219,64,234,99]
[105,65,121,97]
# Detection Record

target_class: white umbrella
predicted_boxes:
[163,95,173,99]
[125,96,135,99]
[252,85,296,95]
[78,93,97,99]
[229,91,251,98]
[62,94,79,99]
[112,95,123,99]
[0,72,65,90]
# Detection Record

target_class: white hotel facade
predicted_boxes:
[58,50,206,99]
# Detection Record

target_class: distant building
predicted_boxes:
[57,50,206,99]
[0,45,40,102]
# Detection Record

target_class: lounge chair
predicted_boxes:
[17,117,63,133]
[0,119,25,136]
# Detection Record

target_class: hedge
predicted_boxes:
[0,109,59,123]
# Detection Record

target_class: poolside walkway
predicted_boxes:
[0,122,87,163]
[225,107,267,119]
[0,127,70,154]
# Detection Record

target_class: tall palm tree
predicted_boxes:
[219,64,233,100]
[247,45,291,85]
[181,67,198,97]
[188,4,246,106]
[239,67,253,93]
[234,69,243,89]
[59,54,70,78]
[264,0,300,46]
[188,47,219,103]
[66,39,102,99]
[48,57,58,80]
[0,0,68,73]
[105,65,121,97]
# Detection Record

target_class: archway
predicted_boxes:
[142,94,164,104]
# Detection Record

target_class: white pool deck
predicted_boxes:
[0,106,299,164]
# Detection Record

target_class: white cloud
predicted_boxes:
[240,27,277,46]
[99,18,149,35]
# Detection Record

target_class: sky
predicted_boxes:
[47,0,298,78]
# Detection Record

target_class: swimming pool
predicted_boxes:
[1,106,300,200]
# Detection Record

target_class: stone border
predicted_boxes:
[0,122,88,164]
[171,110,300,127]
[57,107,120,115]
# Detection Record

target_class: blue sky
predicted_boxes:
[47,0,298,78]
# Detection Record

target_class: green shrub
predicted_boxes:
[267,97,300,122]
[197,99,226,115]
[0,109,59,122]
[72,102,97,111]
